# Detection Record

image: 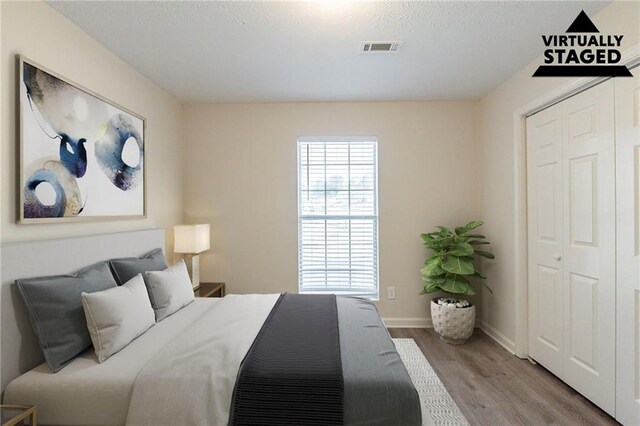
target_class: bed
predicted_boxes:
[1,229,425,426]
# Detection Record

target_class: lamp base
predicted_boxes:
[183,254,200,289]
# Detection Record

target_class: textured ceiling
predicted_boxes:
[49,1,609,103]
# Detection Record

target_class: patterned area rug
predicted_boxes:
[393,338,469,426]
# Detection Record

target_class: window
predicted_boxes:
[297,137,379,299]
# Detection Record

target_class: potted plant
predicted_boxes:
[420,220,494,344]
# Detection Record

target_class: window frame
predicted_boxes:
[296,136,380,301]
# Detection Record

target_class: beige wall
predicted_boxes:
[183,102,480,322]
[478,1,640,349]
[4,0,635,333]
[1,1,184,254]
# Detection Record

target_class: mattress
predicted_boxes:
[3,298,219,426]
[4,296,425,426]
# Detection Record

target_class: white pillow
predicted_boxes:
[81,274,155,363]
[144,260,195,322]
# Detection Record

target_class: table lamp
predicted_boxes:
[174,224,210,289]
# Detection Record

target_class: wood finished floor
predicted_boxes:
[388,328,619,426]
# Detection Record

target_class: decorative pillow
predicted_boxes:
[109,248,168,285]
[144,260,195,322]
[16,261,118,372]
[81,274,156,363]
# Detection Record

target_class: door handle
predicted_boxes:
[554,254,562,261]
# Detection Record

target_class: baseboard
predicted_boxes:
[383,317,432,328]
[478,320,516,354]
[383,317,518,356]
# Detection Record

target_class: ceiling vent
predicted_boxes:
[360,41,403,53]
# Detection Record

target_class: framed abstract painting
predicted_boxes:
[17,55,146,223]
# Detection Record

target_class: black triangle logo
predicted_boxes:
[566,10,600,33]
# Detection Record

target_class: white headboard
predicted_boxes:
[0,229,165,394]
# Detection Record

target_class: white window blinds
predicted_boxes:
[297,138,379,299]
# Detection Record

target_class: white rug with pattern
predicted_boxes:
[393,338,469,426]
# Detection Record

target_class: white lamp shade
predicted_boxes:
[174,224,210,254]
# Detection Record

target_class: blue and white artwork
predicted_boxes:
[19,57,145,222]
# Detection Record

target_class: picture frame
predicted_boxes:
[17,55,147,224]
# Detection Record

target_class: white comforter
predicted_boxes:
[125,293,279,426]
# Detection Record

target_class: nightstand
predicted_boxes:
[1,405,37,426]
[194,282,225,298]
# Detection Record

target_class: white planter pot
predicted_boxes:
[430,299,476,344]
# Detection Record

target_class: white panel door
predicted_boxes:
[527,103,564,378]
[615,65,640,425]
[527,80,616,415]
[561,80,616,415]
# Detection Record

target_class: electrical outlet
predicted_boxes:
[387,286,396,300]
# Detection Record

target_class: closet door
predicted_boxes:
[561,80,616,415]
[527,80,616,415]
[615,65,640,425]
[527,102,564,378]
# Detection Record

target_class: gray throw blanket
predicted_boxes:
[230,293,344,425]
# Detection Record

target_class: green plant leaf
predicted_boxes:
[421,256,444,277]
[441,256,475,275]
[455,227,467,236]
[468,240,490,245]
[432,276,447,284]
[465,220,484,231]
[421,234,442,250]
[420,281,440,294]
[470,270,486,280]
[436,226,450,235]
[440,275,476,295]
[475,250,495,259]
[454,221,483,236]
[466,234,486,239]
[422,274,446,284]
[448,242,474,257]
[421,273,445,286]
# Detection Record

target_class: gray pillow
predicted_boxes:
[109,248,168,286]
[16,261,118,372]
[145,260,195,321]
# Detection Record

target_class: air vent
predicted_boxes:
[360,41,403,53]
